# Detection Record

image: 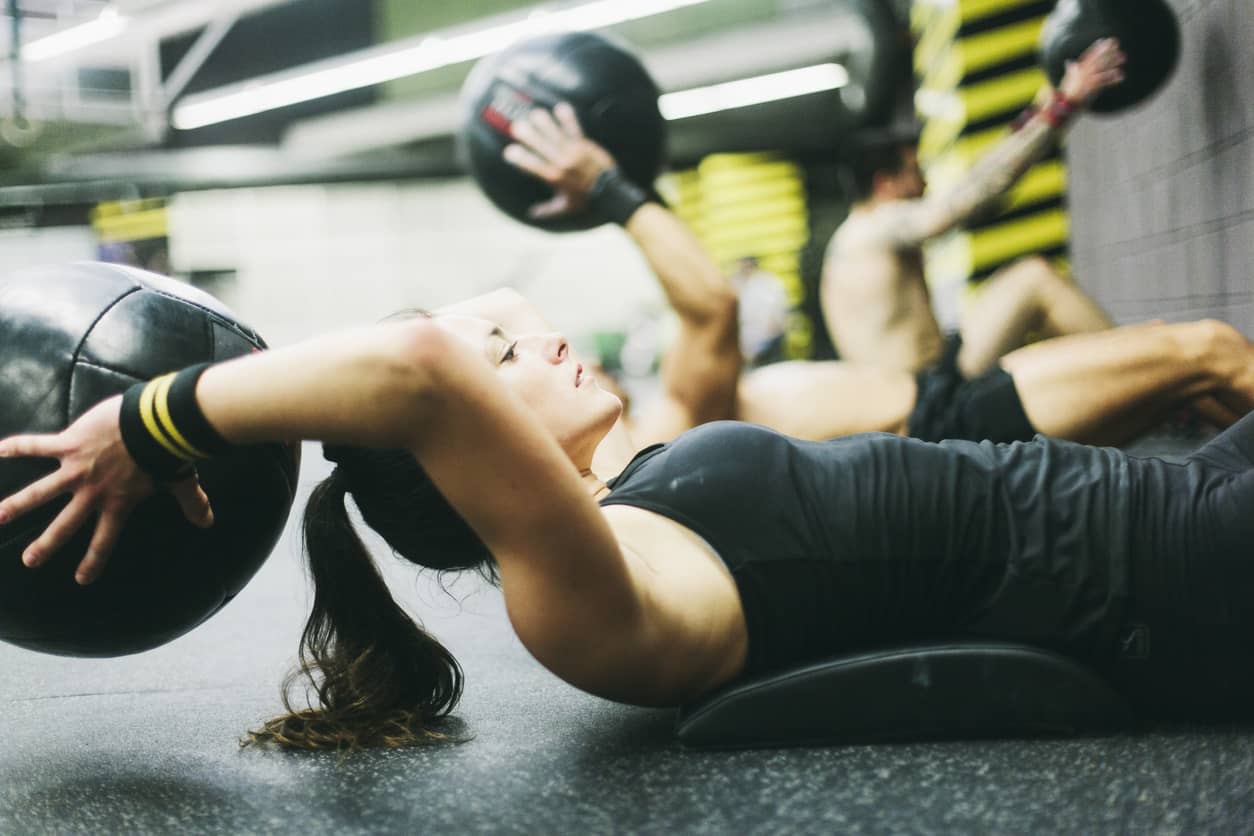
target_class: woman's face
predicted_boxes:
[434,315,623,461]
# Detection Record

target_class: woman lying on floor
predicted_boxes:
[3,272,1254,748]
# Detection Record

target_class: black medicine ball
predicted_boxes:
[1039,0,1181,114]
[0,262,299,657]
[459,30,666,232]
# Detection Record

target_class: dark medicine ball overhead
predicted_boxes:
[459,31,665,232]
[0,262,300,656]
[1039,0,1181,114]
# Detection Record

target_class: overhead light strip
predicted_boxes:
[21,8,127,62]
[659,63,850,120]
[172,0,712,130]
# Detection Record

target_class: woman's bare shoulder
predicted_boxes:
[594,505,749,704]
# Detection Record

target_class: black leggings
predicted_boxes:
[1112,410,1254,721]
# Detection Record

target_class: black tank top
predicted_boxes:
[601,422,1135,678]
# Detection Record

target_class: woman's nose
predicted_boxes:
[547,334,569,363]
[521,332,568,362]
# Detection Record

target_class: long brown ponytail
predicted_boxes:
[247,468,465,750]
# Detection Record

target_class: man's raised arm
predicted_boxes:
[863,38,1126,251]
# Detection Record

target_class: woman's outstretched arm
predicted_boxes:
[0,322,446,581]
[0,321,649,677]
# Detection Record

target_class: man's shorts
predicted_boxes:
[907,333,1037,443]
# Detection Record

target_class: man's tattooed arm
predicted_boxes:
[864,108,1064,252]
[860,38,1126,253]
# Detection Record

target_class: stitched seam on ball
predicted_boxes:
[65,286,142,427]
[146,288,262,349]
[72,358,147,380]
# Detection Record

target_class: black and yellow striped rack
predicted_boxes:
[912,0,1069,291]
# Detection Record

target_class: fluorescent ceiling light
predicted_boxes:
[21,7,127,62]
[172,0,712,130]
[658,63,849,120]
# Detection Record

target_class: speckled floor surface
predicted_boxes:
[4,438,1254,835]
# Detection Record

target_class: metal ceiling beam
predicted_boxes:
[1,0,295,140]
[281,5,873,160]
[13,0,296,63]
[160,14,235,102]
[0,142,464,205]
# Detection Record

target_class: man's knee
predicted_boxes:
[1004,256,1082,311]
[1191,318,1248,359]
[1012,255,1063,288]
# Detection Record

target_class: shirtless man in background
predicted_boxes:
[462,94,1254,458]
[821,38,1125,379]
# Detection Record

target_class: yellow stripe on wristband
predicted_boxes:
[152,373,209,459]
[138,375,196,462]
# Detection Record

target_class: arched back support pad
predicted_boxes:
[676,641,1134,749]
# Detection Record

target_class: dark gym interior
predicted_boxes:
[2,0,1253,832]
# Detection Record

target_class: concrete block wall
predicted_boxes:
[1066,0,1254,329]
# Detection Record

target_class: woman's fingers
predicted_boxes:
[1,396,152,583]
[169,475,214,528]
[0,433,64,460]
[553,101,584,138]
[22,491,93,569]
[503,143,559,182]
[0,433,71,525]
[526,107,568,150]
[75,508,129,586]
[511,113,561,161]
[10,460,194,583]
[528,193,573,219]
[507,105,611,209]
[0,469,72,526]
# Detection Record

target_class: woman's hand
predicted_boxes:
[503,102,616,219]
[0,396,214,585]
[1059,38,1127,106]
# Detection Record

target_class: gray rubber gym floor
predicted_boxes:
[4,437,1254,835]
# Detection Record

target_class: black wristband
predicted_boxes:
[119,363,231,481]
[586,167,650,225]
